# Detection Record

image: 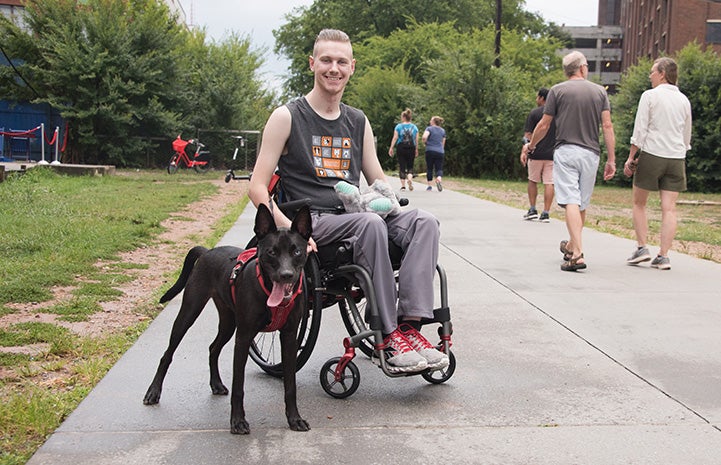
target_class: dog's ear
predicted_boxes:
[254,204,277,238]
[291,205,313,241]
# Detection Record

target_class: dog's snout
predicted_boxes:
[278,269,295,281]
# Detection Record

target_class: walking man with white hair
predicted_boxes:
[525,51,616,271]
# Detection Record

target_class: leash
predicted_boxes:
[229,248,303,332]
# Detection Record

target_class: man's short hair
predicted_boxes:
[313,29,351,57]
[538,88,549,99]
[655,57,678,85]
[562,51,586,77]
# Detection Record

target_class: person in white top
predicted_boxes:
[623,57,693,270]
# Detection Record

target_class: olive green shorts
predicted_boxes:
[633,151,687,192]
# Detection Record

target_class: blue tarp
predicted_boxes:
[0,101,64,161]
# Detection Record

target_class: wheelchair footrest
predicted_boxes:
[419,306,451,325]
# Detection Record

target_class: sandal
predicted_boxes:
[559,240,573,261]
[561,254,587,272]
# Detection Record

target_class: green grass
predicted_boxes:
[0,168,245,465]
[0,168,217,305]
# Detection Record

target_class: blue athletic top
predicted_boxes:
[424,126,445,154]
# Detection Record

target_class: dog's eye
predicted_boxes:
[293,248,302,257]
[267,249,277,257]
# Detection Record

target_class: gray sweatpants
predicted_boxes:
[311,209,440,334]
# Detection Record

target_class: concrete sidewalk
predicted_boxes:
[28,182,721,464]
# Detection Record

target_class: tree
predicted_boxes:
[421,29,535,178]
[0,0,191,164]
[0,0,270,167]
[347,23,563,178]
[676,44,721,192]
[273,0,551,97]
[345,65,422,171]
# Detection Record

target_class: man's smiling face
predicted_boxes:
[309,40,355,96]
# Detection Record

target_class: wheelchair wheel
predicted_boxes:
[247,240,323,378]
[338,293,375,358]
[421,350,456,384]
[320,357,360,399]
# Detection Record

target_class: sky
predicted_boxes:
[187,0,598,91]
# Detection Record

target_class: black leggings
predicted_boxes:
[425,150,444,180]
[397,145,415,178]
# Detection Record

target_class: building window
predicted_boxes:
[573,38,597,49]
[602,61,622,72]
[707,21,721,44]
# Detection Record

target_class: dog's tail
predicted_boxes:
[159,246,209,303]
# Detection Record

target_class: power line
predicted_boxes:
[0,43,41,98]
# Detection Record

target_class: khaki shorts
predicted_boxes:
[553,144,599,211]
[634,151,687,192]
[527,159,553,184]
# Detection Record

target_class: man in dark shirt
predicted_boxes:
[520,88,555,222]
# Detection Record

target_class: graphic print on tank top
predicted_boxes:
[312,134,353,179]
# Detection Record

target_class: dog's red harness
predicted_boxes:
[229,248,304,332]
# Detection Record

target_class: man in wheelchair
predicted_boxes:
[249,29,448,374]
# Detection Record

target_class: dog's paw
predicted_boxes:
[142,387,161,405]
[210,382,228,396]
[230,419,250,435]
[288,417,310,432]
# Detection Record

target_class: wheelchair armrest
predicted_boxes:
[278,199,311,219]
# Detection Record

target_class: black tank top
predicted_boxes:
[280,97,367,211]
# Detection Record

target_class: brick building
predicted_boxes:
[619,0,721,69]
[560,0,721,92]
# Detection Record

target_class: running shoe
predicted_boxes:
[627,246,651,265]
[538,212,550,223]
[523,208,539,220]
[376,329,428,373]
[397,323,449,370]
[436,180,443,192]
[651,255,671,270]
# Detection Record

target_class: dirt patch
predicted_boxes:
[0,178,249,339]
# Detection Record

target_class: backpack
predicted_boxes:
[398,126,415,149]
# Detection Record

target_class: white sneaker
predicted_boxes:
[398,323,449,370]
[377,329,428,373]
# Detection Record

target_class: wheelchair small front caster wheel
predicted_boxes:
[422,350,456,384]
[320,357,360,399]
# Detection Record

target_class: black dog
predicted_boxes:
[143,204,312,434]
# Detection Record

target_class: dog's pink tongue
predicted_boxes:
[267,282,286,307]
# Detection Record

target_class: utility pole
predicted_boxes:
[494,0,501,67]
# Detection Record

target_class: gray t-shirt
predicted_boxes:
[280,97,367,211]
[544,79,610,155]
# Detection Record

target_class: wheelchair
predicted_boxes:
[246,174,456,398]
